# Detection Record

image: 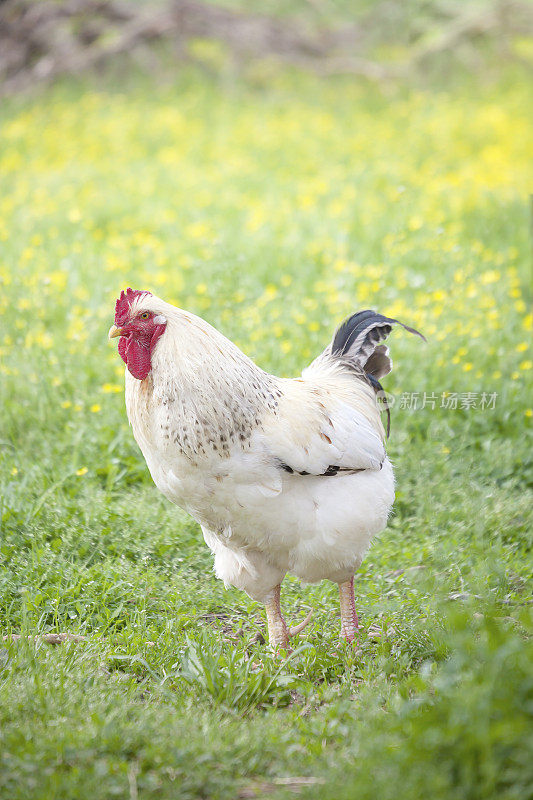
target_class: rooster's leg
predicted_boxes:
[264,584,312,650]
[265,585,289,648]
[338,577,359,642]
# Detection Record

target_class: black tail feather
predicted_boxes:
[331,310,425,438]
[367,373,391,437]
[332,310,425,360]
[363,345,392,380]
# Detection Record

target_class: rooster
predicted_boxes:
[109,288,423,648]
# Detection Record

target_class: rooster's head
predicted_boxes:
[109,288,167,380]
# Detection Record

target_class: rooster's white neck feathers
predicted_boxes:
[125,294,280,462]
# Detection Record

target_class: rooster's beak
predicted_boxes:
[108,324,123,340]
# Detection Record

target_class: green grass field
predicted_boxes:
[1,64,532,799]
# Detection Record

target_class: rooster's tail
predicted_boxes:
[330,310,425,377]
[306,310,425,436]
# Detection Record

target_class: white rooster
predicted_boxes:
[109,288,423,648]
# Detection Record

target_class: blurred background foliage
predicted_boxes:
[1,0,532,93]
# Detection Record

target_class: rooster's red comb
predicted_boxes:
[114,288,151,326]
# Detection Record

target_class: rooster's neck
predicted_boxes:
[127,324,282,464]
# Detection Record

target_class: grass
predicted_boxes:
[0,63,532,799]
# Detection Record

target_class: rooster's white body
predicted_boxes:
[111,290,421,645]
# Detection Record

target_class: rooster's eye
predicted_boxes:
[140,312,150,320]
